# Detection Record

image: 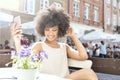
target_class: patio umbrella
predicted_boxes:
[82,31,114,41]
[0,11,13,28]
[112,34,120,43]
[21,21,36,35]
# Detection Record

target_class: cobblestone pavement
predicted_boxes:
[69,69,120,80]
[96,73,120,80]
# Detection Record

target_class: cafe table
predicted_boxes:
[0,67,69,80]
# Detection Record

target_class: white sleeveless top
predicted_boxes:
[40,42,69,77]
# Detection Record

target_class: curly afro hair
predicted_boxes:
[34,8,70,38]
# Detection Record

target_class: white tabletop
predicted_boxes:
[0,68,69,80]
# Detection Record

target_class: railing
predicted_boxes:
[0,54,12,67]
[90,57,120,75]
[0,49,11,54]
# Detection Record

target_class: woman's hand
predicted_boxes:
[11,23,22,42]
[66,26,88,60]
[11,23,22,52]
[66,26,75,38]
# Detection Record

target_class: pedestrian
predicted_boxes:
[87,41,94,57]
[0,44,3,49]
[4,40,10,49]
[11,6,98,80]
[93,43,100,57]
[99,41,107,58]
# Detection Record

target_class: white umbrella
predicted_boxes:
[21,21,36,35]
[21,21,34,29]
[0,12,13,28]
[82,31,114,41]
[112,34,120,42]
[0,12,13,22]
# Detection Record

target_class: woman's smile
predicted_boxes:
[45,26,58,41]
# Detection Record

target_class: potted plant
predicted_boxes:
[6,44,48,80]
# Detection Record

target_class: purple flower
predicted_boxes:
[40,50,48,59]
[11,45,48,69]
[31,50,48,62]
[19,45,31,57]
[31,54,41,62]
[11,50,18,56]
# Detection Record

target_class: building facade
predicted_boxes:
[18,0,67,15]
[104,0,120,33]
[18,0,104,36]
[66,0,103,37]
[68,0,103,29]
[1,0,119,44]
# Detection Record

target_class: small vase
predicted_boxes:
[16,69,37,80]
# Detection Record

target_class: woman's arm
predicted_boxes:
[11,23,22,53]
[66,27,88,60]
[31,42,43,54]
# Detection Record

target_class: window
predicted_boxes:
[106,12,110,25]
[84,3,90,20]
[54,2,62,9]
[73,1,80,17]
[96,0,100,1]
[24,0,35,15]
[119,2,120,9]
[113,0,117,7]
[94,6,99,22]
[40,0,49,9]
[113,14,117,26]
[106,0,111,4]
[119,17,120,25]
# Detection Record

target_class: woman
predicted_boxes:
[11,7,98,80]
